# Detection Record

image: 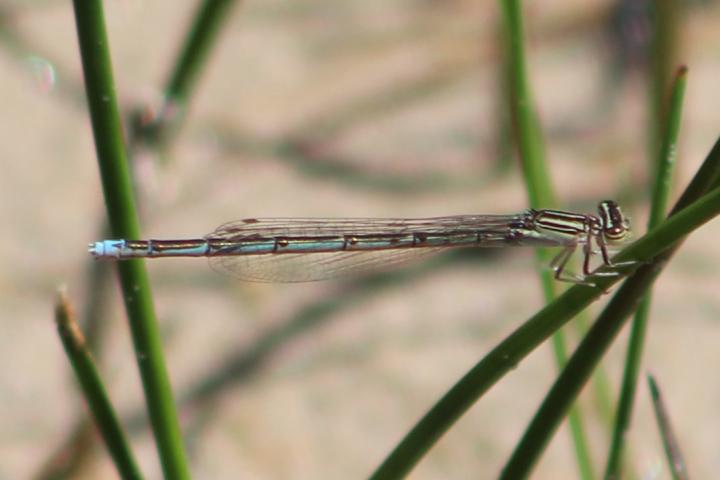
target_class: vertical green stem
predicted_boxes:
[499,2,593,477]
[604,66,687,480]
[648,0,681,161]
[70,2,190,478]
[499,0,554,207]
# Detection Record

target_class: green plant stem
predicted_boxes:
[55,290,142,480]
[647,375,689,480]
[604,65,687,480]
[370,137,720,479]
[500,135,720,480]
[500,0,554,208]
[648,0,681,160]
[165,0,238,108]
[500,251,666,479]
[499,1,594,477]
[70,2,189,478]
[130,0,240,147]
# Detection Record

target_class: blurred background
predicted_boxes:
[2,0,720,478]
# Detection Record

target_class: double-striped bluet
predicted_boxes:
[89,200,630,284]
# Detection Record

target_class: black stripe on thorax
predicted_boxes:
[533,211,591,234]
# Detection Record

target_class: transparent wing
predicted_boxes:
[204,216,523,282]
[208,247,444,282]
[207,215,522,240]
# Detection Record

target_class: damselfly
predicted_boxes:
[89,200,631,284]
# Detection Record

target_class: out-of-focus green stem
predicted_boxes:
[647,375,689,480]
[648,0,681,160]
[500,134,720,480]
[499,1,594,477]
[164,0,238,107]
[55,290,142,480]
[372,156,720,479]
[131,0,240,147]
[370,137,720,479]
[70,1,189,478]
[499,0,554,208]
[604,66,687,480]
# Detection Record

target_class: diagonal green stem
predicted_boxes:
[647,375,689,480]
[500,135,720,480]
[55,290,143,480]
[130,0,241,147]
[71,1,189,478]
[370,136,720,479]
[164,0,238,107]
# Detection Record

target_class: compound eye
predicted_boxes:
[606,226,625,240]
[598,200,630,241]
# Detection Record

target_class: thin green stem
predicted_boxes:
[500,135,720,480]
[499,1,593,477]
[647,375,689,480]
[70,2,189,478]
[55,290,143,480]
[499,0,554,208]
[130,0,240,147]
[649,66,687,225]
[164,0,238,107]
[648,0,681,160]
[370,136,720,480]
[604,66,687,480]
[39,0,238,472]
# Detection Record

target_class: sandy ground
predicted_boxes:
[2,0,720,478]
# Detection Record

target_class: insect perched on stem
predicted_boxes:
[90,201,631,285]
